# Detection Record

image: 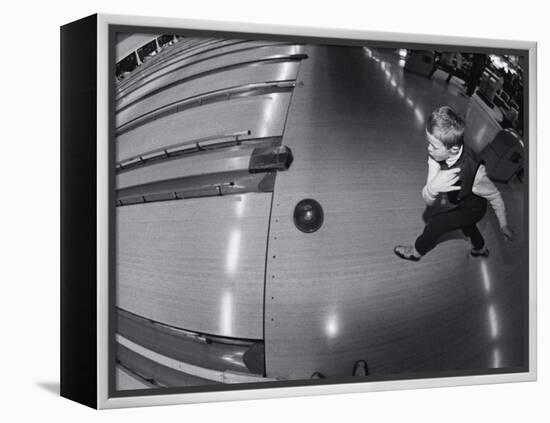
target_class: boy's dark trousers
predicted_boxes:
[415,196,487,256]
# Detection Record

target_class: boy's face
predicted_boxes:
[426,132,458,162]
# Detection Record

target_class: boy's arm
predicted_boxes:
[472,164,509,229]
[422,157,441,205]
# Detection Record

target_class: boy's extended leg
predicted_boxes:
[463,224,489,257]
[463,224,485,249]
[414,206,485,256]
[395,208,466,261]
[395,199,487,261]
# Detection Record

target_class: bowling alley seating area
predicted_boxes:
[402,49,525,185]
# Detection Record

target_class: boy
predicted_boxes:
[394,106,514,261]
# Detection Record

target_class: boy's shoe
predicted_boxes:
[352,360,368,377]
[394,245,421,261]
[471,246,490,257]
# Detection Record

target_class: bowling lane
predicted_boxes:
[264,46,526,379]
[115,61,300,129]
[116,44,305,109]
[116,92,292,163]
[117,192,272,340]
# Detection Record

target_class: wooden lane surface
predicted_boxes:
[264,46,526,379]
[117,44,305,108]
[116,61,300,128]
[116,92,292,162]
[116,193,272,339]
[116,146,256,190]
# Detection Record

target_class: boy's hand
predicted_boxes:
[501,225,515,241]
[428,168,461,194]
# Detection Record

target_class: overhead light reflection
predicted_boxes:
[221,353,245,368]
[227,156,244,169]
[278,61,294,81]
[325,312,340,339]
[414,108,425,124]
[480,260,491,293]
[225,229,241,275]
[492,348,502,368]
[291,45,301,55]
[258,97,276,138]
[221,291,233,335]
[235,195,246,218]
[488,304,499,339]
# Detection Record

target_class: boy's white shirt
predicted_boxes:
[422,147,508,228]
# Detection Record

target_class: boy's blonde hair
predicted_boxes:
[426,106,465,148]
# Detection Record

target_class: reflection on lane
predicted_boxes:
[220,291,234,336]
[364,48,428,129]
[493,347,502,368]
[365,47,508,370]
[480,259,492,293]
[324,310,340,340]
[488,304,499,339]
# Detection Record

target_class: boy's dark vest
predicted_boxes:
[439,146,486,208]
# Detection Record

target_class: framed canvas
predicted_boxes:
[60,13,537,409]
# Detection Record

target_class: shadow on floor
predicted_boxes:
[36,381,60,396]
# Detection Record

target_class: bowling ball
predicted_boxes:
[293,199,324,233]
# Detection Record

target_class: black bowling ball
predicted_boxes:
[293,199,324,233]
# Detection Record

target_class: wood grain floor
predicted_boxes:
[264,46,527,379]
[117,193,272,340]
[115,42,527,386]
